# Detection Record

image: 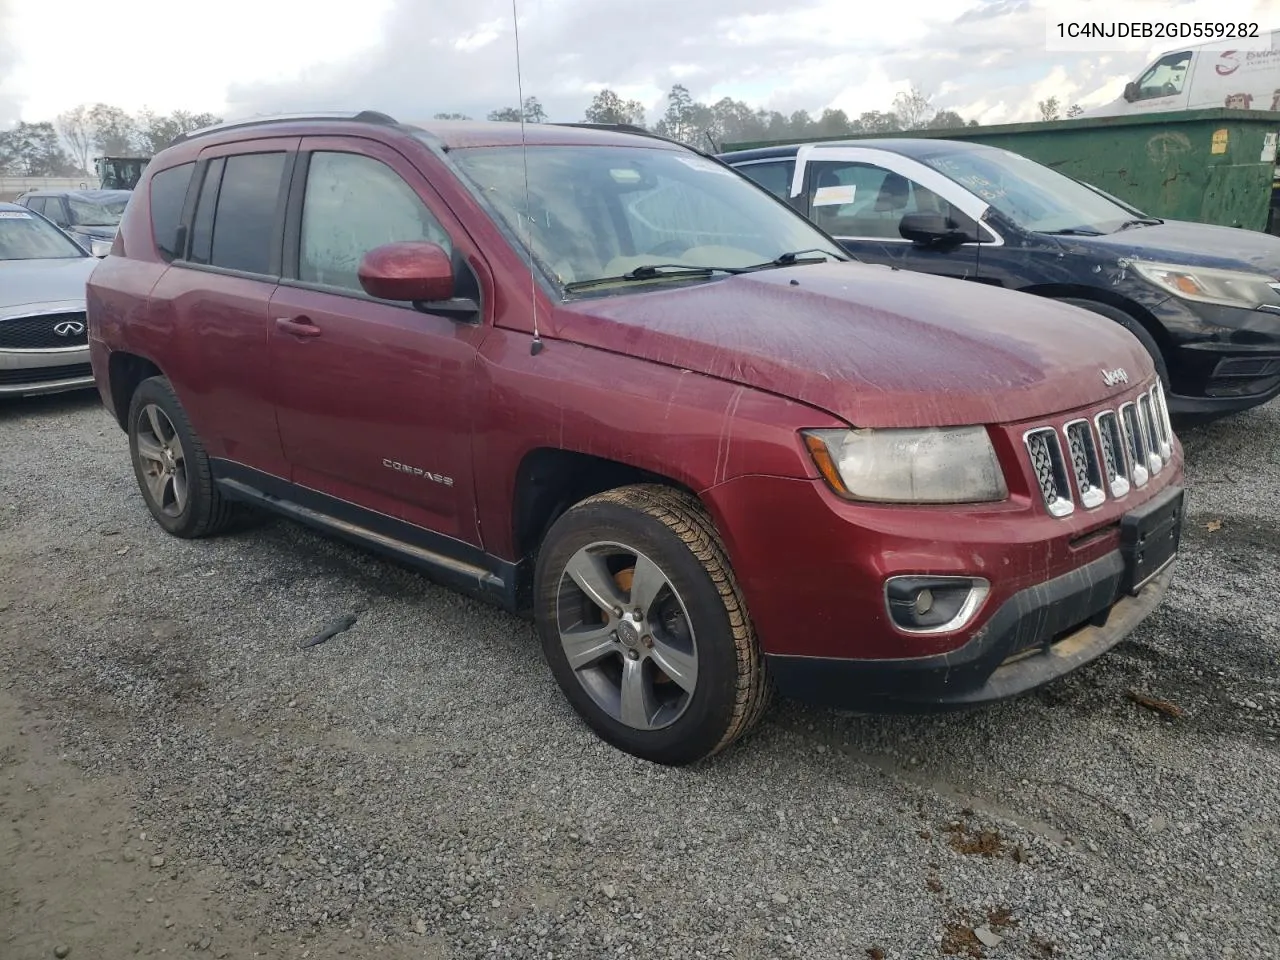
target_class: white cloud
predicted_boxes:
[3,0,1276,133]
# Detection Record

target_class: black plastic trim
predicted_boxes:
[210,459,528,613]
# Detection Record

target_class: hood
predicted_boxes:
[550,262,1153,428]
[1056,220,1280,276]
[0,257,97,316]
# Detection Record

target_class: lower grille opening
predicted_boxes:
[0,363,93,386]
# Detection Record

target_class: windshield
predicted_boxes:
[916,147,1136,234]
[67,193,129,227]
[0,209,88,260]
[445,143,844,292]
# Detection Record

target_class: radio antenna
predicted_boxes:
[511,0,543,356]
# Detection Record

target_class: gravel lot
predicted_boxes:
[2,389,1278,960]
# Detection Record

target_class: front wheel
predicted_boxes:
[533,484,770,765]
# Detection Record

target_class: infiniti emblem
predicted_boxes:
[1101,367,1129,386]
[53,320,85,337]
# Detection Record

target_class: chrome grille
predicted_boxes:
[1149,384,1173,460]
[1119,402,1150,488]
[1023,382,1177,517]
[1064,420,1105,508]
[1023,427,1074,517]
[1094,411,1131,498]
[1137,394,1162,476]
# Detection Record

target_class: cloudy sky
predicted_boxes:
[1,0,1276,131]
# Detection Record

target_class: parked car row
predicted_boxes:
[75,113,1190,766]
[718,138,1280,420]
[12,188,131,257]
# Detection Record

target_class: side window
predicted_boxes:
[806,160,977,240]
[187,158,224,266]
[737,160,795,201]
[208,152,287,275]
[299,151,452,293]
[22,197,44,215]
[1136,52,1191,100]
[42,198,68,226]
[149,162,195,262]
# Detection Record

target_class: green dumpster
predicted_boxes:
[721,109,1280,234]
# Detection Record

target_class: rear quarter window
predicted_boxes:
[149,163,195,262]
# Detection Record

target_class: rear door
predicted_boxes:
[266,137,488,546]
[790,147,993,281]
[145,138,297,479]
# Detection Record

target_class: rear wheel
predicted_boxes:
[127,376,238,538]
[533,484,770,765]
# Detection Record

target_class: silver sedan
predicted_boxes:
[0,202,99,398]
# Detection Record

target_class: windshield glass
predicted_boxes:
[445,143,844,291]
[67,192,130,227]
[916,146,1135,234]
[0,209,88,260]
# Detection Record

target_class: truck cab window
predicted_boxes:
[1135,52,1191,100]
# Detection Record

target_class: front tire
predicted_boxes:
[127,376,237,538]
[1055,297,1170,390]
[533,484,770,765]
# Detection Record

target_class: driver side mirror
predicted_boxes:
[1122,81,1138,102]
[358,241,478,321]
[899,212,976,248]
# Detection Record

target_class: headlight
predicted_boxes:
[803,426,1008,504]
[1128,259,1280,311]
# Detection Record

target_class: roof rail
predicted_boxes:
[551,122,709,155]
[169,110,399,147]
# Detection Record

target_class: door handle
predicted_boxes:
[274,316,321,338]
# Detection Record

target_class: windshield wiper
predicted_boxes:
[562,263,745,293]
[1041,227,1106,236]
[750,248,846,268]
[1116,217,1163,231]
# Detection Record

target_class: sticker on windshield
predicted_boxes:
[813,184,856,207]
[0,211,32,219]
[675,156,736,176]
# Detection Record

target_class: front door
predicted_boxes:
[268,137,488,546]
[791,148,991,281]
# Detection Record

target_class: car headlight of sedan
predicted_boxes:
[803,426,1008,504]
[1128,259,1280,311]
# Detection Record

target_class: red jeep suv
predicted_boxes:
[86,113,1185,765]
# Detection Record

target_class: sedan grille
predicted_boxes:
[1022,382,1175,517]
[0,312,88,350]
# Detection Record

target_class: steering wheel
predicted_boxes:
[642,239,688,257]
[1161,82,1178,97]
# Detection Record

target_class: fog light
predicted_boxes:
[885,576,990,634]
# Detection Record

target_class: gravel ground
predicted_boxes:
[1,389,1278,960]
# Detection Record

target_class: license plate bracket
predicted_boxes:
[1119,486,1184,595]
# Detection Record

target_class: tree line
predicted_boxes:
[0,105,220,177]
[450,84,978,148]
[2,85,1089,177]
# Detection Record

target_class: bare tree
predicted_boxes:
[1066,103,1084,118]
[1037,96,1061,121]
[87,103,139,155]
[892,86,934,129]
[55,105,94,174]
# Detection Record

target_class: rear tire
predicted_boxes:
[127,376,238,538]
[1055,297,1170,390]
[533,483,770,765]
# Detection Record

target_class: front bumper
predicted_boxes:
[1155,298,1280,414]
[0,346,94,397]
[766,549,1174,710]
